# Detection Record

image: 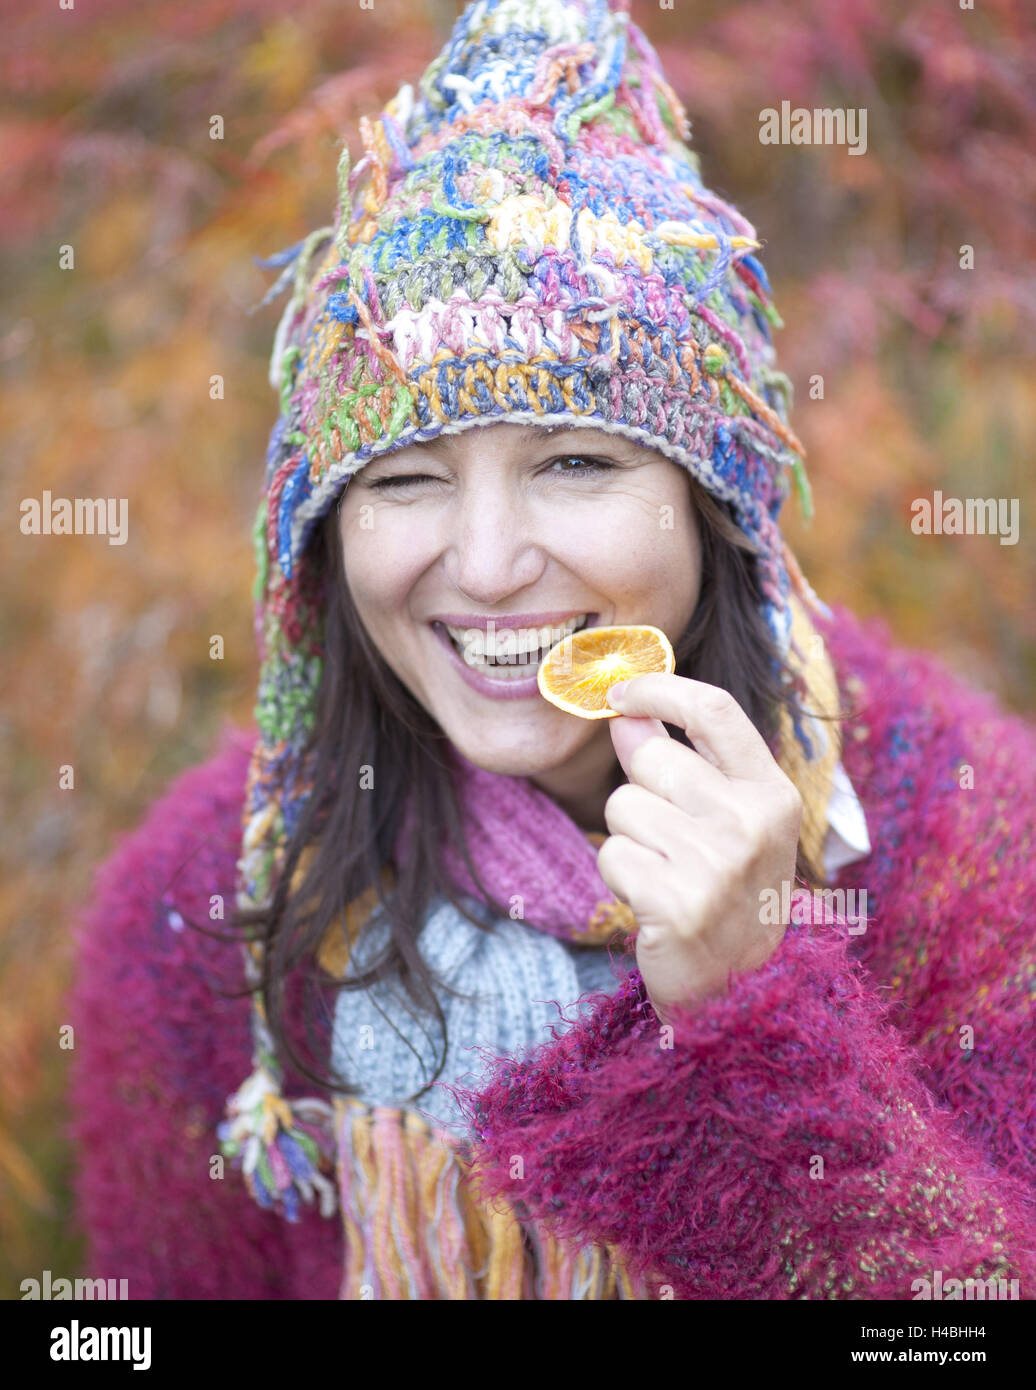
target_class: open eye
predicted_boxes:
[548,455,615,477]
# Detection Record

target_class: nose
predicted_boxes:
[441,474,546,601]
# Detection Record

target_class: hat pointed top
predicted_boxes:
[395,0,641,143]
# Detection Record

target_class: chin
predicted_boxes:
[445,721,584,780]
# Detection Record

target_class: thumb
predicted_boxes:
[609,713,670,783]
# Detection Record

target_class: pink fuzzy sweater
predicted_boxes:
[66,603,1036,1298]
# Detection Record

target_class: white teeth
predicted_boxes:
[444,613,590,671]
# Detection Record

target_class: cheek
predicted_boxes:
[559,493,699,591]
[338,508,424,616]
[339,508,447,633]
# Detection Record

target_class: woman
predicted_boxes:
[69,0,1035,1299]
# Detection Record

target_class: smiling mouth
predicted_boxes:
[431,613,595,676]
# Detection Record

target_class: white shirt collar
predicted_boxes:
[822,759,872,877]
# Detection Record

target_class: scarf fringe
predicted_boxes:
[334,1096,652,1300]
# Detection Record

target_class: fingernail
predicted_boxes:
[607,681,628,703]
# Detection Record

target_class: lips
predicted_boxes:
[440,613,592,668]
[427,612,601,700]
[429,610,599,630]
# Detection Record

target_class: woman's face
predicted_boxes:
[337,422,702,794]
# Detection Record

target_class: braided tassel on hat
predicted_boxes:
[217,904,338,1221]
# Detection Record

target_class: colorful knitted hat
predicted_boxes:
[217,0,838,1221]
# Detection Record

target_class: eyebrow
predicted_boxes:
[420,427,634,453]
[421,433,463,452]
[362,429,643,476]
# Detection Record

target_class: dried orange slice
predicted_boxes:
[537,624,675,719]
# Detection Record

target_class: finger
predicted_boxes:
[604,781,723,866]
[606,674,780,782]
[595,832,681,919]
[621,731,731,810]
[609,713,669,782]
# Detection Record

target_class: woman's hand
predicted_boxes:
[598,674,804,1027]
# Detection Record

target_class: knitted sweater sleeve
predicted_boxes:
[444,621,1036,1299]
[66,726,342,1300]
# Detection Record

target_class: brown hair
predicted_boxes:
[215,470,841,1106]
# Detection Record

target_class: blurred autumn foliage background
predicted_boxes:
[1,0,1033,1293]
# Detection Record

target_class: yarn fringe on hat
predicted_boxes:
[220,0,832,1222]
